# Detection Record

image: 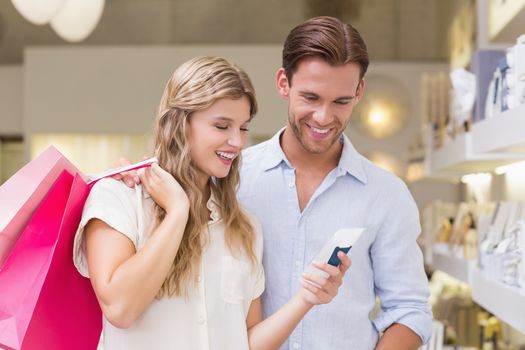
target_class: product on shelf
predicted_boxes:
[479,201,525,289]
[470,49,505,123]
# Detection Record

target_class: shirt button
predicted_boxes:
[292,343,300,349]
[288,182,295,188]
[198,316,206,325]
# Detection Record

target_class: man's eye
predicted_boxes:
[335,100,350,105]
[240,127,250,132]
[302,95,317,101]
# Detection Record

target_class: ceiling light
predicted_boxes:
[350,74,409,139]
[10,0,65,25]
[50,0,105,42]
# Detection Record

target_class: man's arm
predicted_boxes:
[371,179,432,346]
[375,323,422,350]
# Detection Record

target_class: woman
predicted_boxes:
[73,56,350,350]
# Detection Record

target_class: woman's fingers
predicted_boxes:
[302,272,338,295]
[300,278,331,302]
[337,252,352,273]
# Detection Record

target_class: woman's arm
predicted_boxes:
[85,163,190,329]
[246,253,351,350]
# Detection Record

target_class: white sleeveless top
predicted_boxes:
[73,178,265,350]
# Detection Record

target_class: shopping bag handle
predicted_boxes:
[87,157,158,187]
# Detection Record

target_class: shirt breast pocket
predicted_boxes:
[221,255,250,304]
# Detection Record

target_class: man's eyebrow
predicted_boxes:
[298,91,355,100]
[298,91,318,96]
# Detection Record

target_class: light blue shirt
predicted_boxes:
[238,128,432,350]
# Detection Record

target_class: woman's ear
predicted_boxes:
[276,68,290,99]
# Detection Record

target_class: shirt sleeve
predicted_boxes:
[73,178,140,278]
[371,182,433,345]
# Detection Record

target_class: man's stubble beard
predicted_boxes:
[287,108,347,155]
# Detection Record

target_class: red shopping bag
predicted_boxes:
[0,171,101,350]
[0,146,82,268]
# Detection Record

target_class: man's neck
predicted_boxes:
[280,127,342,172]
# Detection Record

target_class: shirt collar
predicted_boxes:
[261,127,367,184]
[259,127,291,171]
[338,133,367,184]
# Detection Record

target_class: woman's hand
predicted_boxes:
[298,252,352,306]
[138,163,189,216]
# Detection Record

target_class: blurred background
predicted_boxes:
[1,0,525,349]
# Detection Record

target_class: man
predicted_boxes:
[236,16,431,349]
[119,16,431,349]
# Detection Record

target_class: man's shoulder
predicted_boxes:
[240,138,273,173]
[242,138,271,160]
[359,156,410,195]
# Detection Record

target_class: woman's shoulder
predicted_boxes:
[90,177,137,198]
[84,178,148,227]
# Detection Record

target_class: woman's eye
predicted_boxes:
[215,125,228,130]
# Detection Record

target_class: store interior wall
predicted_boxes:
[0,46,459,203]
[3,0,525,346]
[0,65,22,135]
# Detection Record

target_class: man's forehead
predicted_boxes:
[292,59,361,87]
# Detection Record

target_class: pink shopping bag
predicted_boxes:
[0,171,101,350]
[0,146,157,350]
[0,146,82,268]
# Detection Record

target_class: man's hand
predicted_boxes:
[112,157,143,188]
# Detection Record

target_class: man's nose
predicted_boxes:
[312,105,332,125]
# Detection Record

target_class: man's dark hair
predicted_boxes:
[282,16,369,84]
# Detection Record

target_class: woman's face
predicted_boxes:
[187,96,251,186]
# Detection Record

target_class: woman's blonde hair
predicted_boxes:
[153,56,258,297]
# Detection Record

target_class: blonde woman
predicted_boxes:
[73,56,351,350]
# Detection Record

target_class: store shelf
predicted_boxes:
[429,132,520,173]
[406,160,460,183]
[471,268,525,334]
[488,0,525,42]
[472,104,525,154]
[432,251,474,284]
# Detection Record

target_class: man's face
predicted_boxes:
[277,57,364,154]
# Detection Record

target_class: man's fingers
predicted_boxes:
[118,157,131,167]
[121,171,138,187]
